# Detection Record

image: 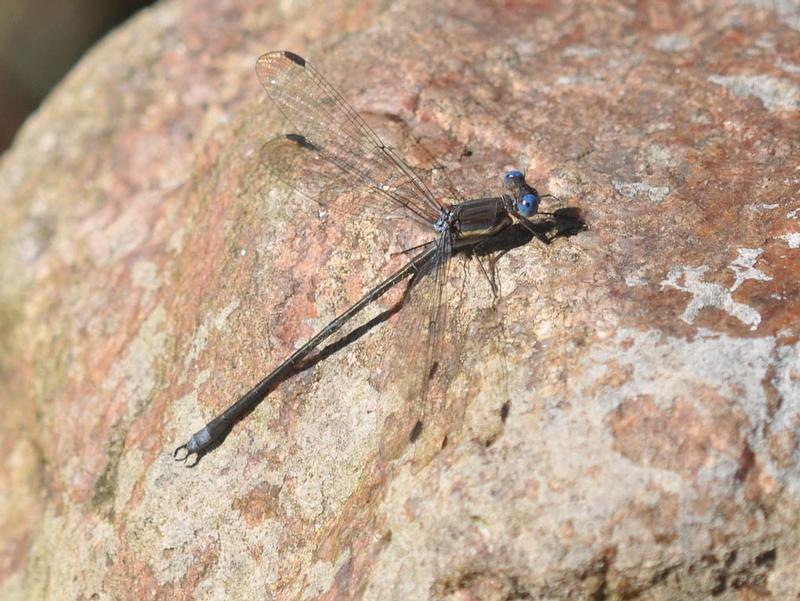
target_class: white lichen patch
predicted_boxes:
[777,57,800,75]
[654,33,691,52]
[661,249,772,330]
[587,328,778,428]
[555,74,603,86]
[612,180,671,203]
[215,298,241,329]
[625,272,647,287]
[644,144,681,168]
[778,232,800,248]
[729,248,772,292]
[738,0,800,32]
[561,45,602,58]
[748,203,780,212]
[583,329,800,491]
[709,73,800,111]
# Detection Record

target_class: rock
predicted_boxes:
[1,0,799,599]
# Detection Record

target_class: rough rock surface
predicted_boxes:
[1,0,799,599]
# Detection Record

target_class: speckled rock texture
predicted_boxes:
[1,0,799,599]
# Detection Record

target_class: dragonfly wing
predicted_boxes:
[379,235,513,464]
[377,233,459,460]
[258,135,430,225]
[256,51,464,224]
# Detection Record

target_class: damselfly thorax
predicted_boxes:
[446,197,515,242]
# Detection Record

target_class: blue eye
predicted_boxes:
[503,170,524,188]
[517,192,540,217]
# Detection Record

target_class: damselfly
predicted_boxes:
[174,51,576,466]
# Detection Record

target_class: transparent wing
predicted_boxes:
[376,233,463,459]
[379,237,513,465]
[256,50,464,224]
[259,135,432,225]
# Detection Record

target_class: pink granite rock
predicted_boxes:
[1,0,798,599]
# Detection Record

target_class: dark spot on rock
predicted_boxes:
[500,400,510,422]
[410,420,423,442]
[710,568,726,595]
[734,442,754,482]
[755,548,776,568]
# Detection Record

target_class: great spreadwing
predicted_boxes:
[174,51,581,466]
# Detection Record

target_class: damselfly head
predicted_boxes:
[517,192,540,217]
[503,170,524,189]
[503,170,540,217]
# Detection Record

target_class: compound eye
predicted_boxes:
[503,170,524,188]
[517,192,540,217]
